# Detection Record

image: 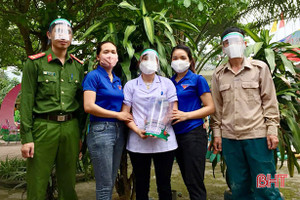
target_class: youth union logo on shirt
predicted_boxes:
[117,85,122,90]
[181,84,190,89]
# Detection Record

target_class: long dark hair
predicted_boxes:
[171,44,196,73]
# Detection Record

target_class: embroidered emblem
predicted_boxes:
[181,84,190,89]
[47,54,52,62]
[118,85,122,90]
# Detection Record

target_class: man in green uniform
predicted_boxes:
[20,18,84,200]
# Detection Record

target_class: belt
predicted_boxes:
[34,113,74,122]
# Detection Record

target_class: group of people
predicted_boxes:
[20,18,283,200]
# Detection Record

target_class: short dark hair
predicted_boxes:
[171,44,196,73]
[221,27,245,40]
[96,41,117,55]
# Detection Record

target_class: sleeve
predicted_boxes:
[259,63,280,136]
[76,64,87,138]
[20,59,37,144]
[165,79,178,102]
[197,75,211,96]
[123,81,133,107]
[82,71,98,92]
[209,71,223,137]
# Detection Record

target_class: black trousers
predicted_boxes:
[129,150,175,200]
[175,125,208,200]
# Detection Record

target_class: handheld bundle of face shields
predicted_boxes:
[144,96,173,141]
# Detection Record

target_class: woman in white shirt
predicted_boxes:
[122,49,178,200]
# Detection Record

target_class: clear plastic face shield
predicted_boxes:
[49,19,73,41]
[139,49,160,74]
[222,32,246,59]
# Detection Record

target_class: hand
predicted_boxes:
[135,129,147,139]
[213,136,222,152]
[21,142,34,158]
[267,135,279,150]
[171,110,189,125]
[116,111,133,122]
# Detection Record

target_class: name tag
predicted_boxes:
[43,71,56,76]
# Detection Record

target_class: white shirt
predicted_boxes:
[123,74,178,153]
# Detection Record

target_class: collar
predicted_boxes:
[224,57,253,71]
[171,70,193,82]
[97,65,120,82]
[45,48,72,63]
[137,74,160,85]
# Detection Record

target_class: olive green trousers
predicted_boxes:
[26,118,80,200]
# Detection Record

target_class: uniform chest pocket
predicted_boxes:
[219,84,231,102]
[37,75,58,96]
[67,74,80,96]
[241,82,260,103]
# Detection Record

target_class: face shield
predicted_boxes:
[49,19,73,41]
[139,49,160,74]
[222,32,246,58]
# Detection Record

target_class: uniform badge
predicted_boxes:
[181,84,190,89]
[117,85,122,90]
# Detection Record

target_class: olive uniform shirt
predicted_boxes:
[20,48,84,144]
[210,57,279,140]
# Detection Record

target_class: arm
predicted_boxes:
[83,91,132,121]
[210,71,222,151]
[20,59,37,158]
[172,92,215,124]
[122,104,147,139]
[259,63,280,149]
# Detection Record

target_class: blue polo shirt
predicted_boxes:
[83,65,124,122]
[171,70,210,134]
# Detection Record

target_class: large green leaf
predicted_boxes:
[156,20,173,33]
[286,117,300,149]
[184,0,191,7]
[164,30,176,47]
[280,54,296,75]
[125,41,135,59]
[170,19,199,32]
[143,16,155,44]
[253,42,264,56]
[244,27,261,42]
[120,58,131,82]
[264,48,276,72]
[118,1,138,10]
[198,2,204,11]
[81,21,103,39]
[140,0,147,15]
[108,23,118,45]
[123,25,137,47]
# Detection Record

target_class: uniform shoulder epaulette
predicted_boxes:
[250,59,268,68]
[70,54,84,64]
[28,52,46,60]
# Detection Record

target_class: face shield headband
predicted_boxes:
[49,19,73,41]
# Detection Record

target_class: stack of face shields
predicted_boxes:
[144,97,173,141]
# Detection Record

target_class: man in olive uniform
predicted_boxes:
[20,18,84,200]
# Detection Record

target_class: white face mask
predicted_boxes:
[139,61,158,74]
[171,60,190,73]
[224,43,245,58]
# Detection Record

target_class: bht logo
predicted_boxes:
[256,174,288,188]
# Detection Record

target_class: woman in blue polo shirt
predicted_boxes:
[83,41,132,200]
[170,44,215,200]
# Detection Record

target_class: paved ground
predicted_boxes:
[0,142,22,161]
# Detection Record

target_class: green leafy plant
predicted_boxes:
[244,28,300,177]
[81,0,199,82]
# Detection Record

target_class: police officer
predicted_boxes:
[20,18,84,200]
